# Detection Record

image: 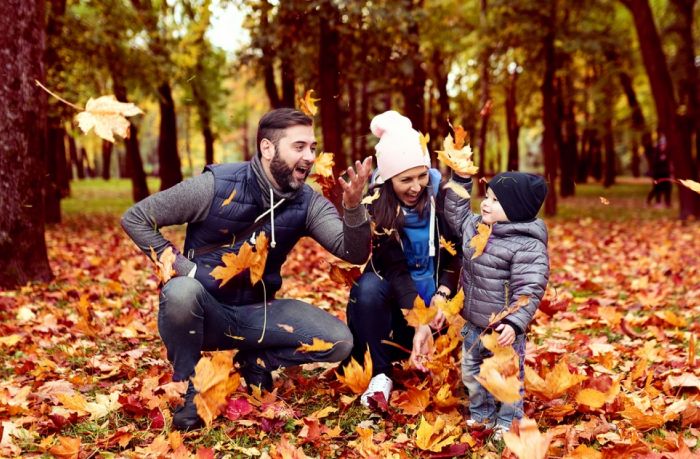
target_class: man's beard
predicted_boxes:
[270,151,305,192]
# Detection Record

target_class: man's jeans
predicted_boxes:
[159,277,353,382]
[461,322,525,429]
[345,272,414,376]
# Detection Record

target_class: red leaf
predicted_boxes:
[224,397,253,421]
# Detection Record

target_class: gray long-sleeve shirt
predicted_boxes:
[121,170,371,277]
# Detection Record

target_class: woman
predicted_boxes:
[344,111,461,407]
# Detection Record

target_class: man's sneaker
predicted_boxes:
[172,381,204,431]
[239,360,273,392]
[361,373,393,407]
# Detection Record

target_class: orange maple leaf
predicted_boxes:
[502,417,553,459]
[328,262,362,287]
[487,295,530,327]
[403,295,437,327]
[415,415,461,452]
[575,378,620,409]
[273,434,312,459]
[436,132,478,176]
[439,236,456,256]
[298,89,319,117]
[395,386,430,415]
[336,348,372,394]
[313,152,335,178]
[296,337,335,353]
[210,232,268,287]
[221,189,237,207]
[49,436,82,459]
[150,246,176,284]
[469,223,492,259]
[449,122,468,149]
[433,384,460,409]
[436,287,463,317]
[619,396,667,431]
[475,333,522,403]
[525,359,587,400]
[192,351,240,426]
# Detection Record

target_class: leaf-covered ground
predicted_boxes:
[1,182,699,458]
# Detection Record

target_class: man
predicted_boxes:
[121,108,372,430]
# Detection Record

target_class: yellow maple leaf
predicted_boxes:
[469,223,492,259]
[297,337,335,353]
[573,378,619,408]
[210,233,268,287]
[475,333,522,403]
[313,152,335,178]
[679,179,700,194]
[252,232,269,285]
[437,287,463,317]
[439,236,456,256]
[403,295,437,327]
[49,436,82,459]
[395,386,431,415]
[418,132,430,154]
[336,348,372,394]
[433,384,460,409]
[619,396,666,431]
[565,444,603,459]
[415,415,460,452]
[525,359,587,400]
[221,189,237,207]
[503,417,552,459]
[192,351,240,426]
[436,133,478,175]
[298,89,320,116]
[361,189,380,205]
[75,95,143,143]
[450,123,468,149]
[149,246,176,284]
[444,181,471,200]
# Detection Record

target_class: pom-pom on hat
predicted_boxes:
[487,172,548,222]
[371,110,430,181]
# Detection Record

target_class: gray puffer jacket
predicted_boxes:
[444,177,549,334]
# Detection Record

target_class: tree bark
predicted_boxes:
[403,0,427,135]
[622,0,700,218]
[477,0,491,184]
[505,72,520,172]
[433,49,452,157]
[157,82,183,191]
[618,70,655,169]
[0,0,53,288]
[318,0,344,207]
[45,123,64,223]
[541,0,558,216]
[259,0,281,109]
[101,140,113,180]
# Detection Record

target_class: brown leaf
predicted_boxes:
[192,351,240,426]
[150,246,176,284]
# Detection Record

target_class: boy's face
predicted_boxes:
[481,188,509,225]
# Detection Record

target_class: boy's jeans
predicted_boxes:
[461,322,525,430]
[158,277,353,382]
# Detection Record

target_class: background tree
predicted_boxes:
[0,0,53,288]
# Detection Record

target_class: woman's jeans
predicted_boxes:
[158,277,353,384]
[461,322,525,429]
[345,272,414,376]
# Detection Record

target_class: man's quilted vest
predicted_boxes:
[184,162,312,305]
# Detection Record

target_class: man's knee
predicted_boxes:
[160,276,206,324]
[328,337,353,362]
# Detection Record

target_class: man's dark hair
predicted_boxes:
[256,108,313,157]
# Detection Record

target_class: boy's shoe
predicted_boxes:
[361,373,393,407]
[172,381,205,431]
[466,418,495,429]
[492,425,508,442]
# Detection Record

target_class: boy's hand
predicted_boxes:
[495,323,515,346]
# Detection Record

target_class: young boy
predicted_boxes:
[443,171,549,440]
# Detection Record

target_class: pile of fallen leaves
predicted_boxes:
[0,206,699,457]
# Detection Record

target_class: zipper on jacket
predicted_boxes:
[504,280,510,310]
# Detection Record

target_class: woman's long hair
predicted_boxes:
[371,179,431,236]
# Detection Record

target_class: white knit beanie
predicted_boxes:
[370,111,430,181]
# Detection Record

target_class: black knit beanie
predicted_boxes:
[487,172,548,222]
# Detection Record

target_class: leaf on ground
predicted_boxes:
[575,378,620,409]
[75,95,143,142]
[395,386,430,415]
[403,295,437,327]
[296,337,335,353]
[49,436,81,459]
[336,348,372,394]
[313,152,334,178]
[503,417,552,459]
[475,333,522,404]
[298,89,319,117]
[563,444,603,458]
[415,415,460,452]
[525,359,587,400]
[469,223,492,259]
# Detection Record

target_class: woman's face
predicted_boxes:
[390,166,429,207]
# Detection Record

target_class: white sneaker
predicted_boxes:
[492,425,508,442]
[361,373,393,407]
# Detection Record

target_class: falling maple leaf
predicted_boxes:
[221,189,237,207]
[444,181,471,200]
[336,348,372,394]
[439,236,456,256]
[149,246,176,284]
[415,415,461,452]
[75,95,143,142]
[313,152,335,178]
[599,197,610,205]
[361,189,380,205]
[525,359,587,400]
[418,132,430,154]
[210,233,268,287]
[403,295,437,327]
[298,89,319,116]
[328,262,362,287]
[192,351,240,427]
[679,179,700,194]
[469,223,492,259]
[296,337,335,353]
[503,417,552,459]
[475,333,522,403]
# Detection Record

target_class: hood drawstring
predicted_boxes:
[249,187,285,248]
[428,195,436,257]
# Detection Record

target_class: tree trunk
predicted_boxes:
[622,0,700,218]
[0,0,53,288]
[541,0,558,216]
[603,118,616,187]
[618,70,655,169]
[102,140,113,180]
[45,123,64,223]
[630,140,641,177]
[433,49,452,157]
[505,71,520,172]
[68,134,83,179]
[558,75,578,197]
[403,0,427,135]
[157,82,183,191]
[259,0,281,109]
[318,0,344,207]
[477,0,491,183]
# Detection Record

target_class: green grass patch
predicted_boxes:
[61,178,160,216]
